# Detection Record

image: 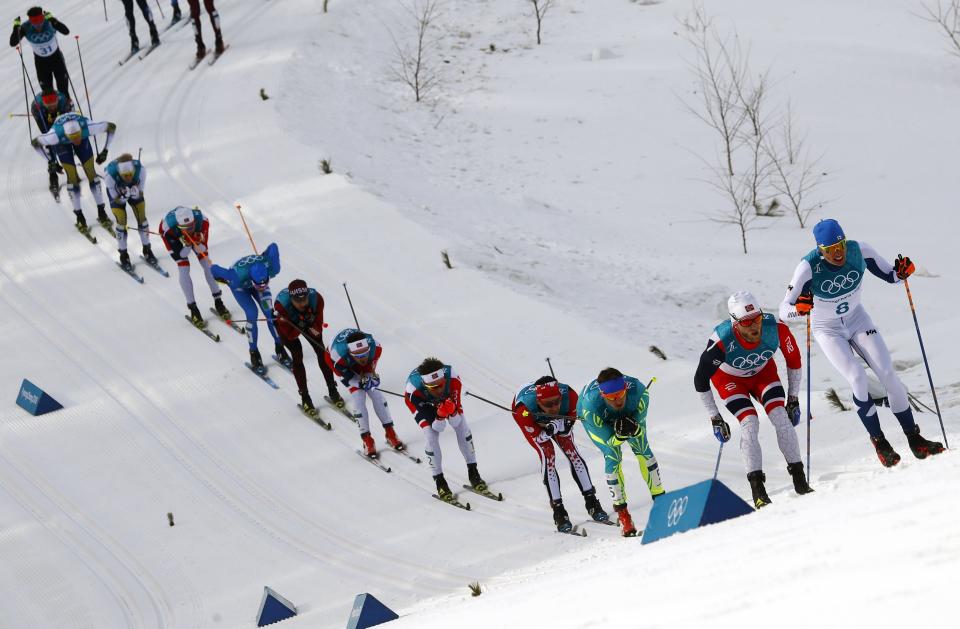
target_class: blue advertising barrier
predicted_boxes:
[257,586,297,627]
[15,379,63,416]
[641,479,752,545]
[346,593,398,629]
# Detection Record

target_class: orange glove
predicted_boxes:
[795,293,813,315]
[895,255,915,280]
[437,398,456,419]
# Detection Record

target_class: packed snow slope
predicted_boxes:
[0,1,956,628]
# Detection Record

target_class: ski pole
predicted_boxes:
[9,113,29,117]
[73,36,100,154]
[464,391,511,412]
[102,0,108,21]
[712,442,723,481]
[806,314,812,481]
[380,388,405,399]
[234,203,259,254]
[545,357,556,379]
[16,46,33,140]
[342,282,361,329]
[902,274,948,447]
[154,0,165,19]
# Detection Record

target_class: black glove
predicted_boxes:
[47,160,63,175]
[785,396,801,427]
[613,416,639,440]
[557,418,574,437]
[711,415,731,443]
[96,148,108,164]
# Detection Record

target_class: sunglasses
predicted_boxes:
[539,397,562,408]
[735,313,762,328]
[819,240,846,256]
[600,388,627,402]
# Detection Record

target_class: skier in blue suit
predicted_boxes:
[212,243,283,372]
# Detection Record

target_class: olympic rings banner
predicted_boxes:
[641,479,753,545]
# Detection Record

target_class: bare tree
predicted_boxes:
[388,0,442,102]
[682,7,748,178]
[764,104,827,228]
[707,162,757,254]
[729,55,776,216]
[918,1,960,57]
[529,0,556,45]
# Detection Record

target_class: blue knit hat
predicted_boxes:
[813,219,845,247]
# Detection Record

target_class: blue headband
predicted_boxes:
[598,377,626,395]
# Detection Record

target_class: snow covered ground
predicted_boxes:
[0,0,957,627]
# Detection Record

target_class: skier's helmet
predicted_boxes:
[174,206,195,229]
[288,279,309,302]
[813,219,845,248]
[728,290,762,324]
[249,262,270,292]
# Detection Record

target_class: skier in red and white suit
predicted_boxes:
[512,377,608,532]
[693,290,812,508]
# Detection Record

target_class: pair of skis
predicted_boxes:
[188,44,229,70]
[118,42,160,67]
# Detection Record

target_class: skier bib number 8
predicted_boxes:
[835,301,849,315]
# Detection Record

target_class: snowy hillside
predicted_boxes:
[0,1,957,628]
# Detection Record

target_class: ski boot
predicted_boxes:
[74,210,87,229]
[870,433,901,467]
[551,499,572,533]
[361,432,377,458]
[214,30,225,55]
[195,44,207,62]
[384,424,406,451]
[787,462,814,495]
[300,392,316,414]
[614,503,637,537]
[129,34,140,54]
[149,21,160,46]
[249,349,265,373]
[467,462,487,492]
[583,489,609,522]
[905,425,944,459]
[434,474,453,501]
[142,244,157,265]
[96,204,112,230]
[172,4,182,22]
[118,250,132,271]
[275,342,291,364]
[213,296,231,319]
[187,302,204,327]
[747,471,772,508]
[329,390,346,410]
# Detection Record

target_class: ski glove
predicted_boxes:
[711,415,731,442]
[895,254,915,280]
[542,419,565,437]
[13,17,21,28]
[785,396,801,426]
[795,292,814,315]
[360,376,376,391]
[125,184,141,199]
[437,398,456,419]
[613,416,640,440]
[96,149,109,165]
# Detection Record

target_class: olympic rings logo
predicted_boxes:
[820,270,860,295]
[666,496,689,527]
[731,350,774,370]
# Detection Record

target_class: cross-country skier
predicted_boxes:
[31,111,115,229]
[779,218,944,467]
[158,206,229,326]
[29,88,72,195]
[513,377,608,532]
[695,290,813,509]
[405,358,488,500]
[211,244,282,373]
[273,279,344,412]
[327,327,403,457]
[121,0,160,54]
[577,368,664,537]
[188,0,224,61]
[104,153,156,270]
[10,7,70,94]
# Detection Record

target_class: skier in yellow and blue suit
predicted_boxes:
[577,367,664,537]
